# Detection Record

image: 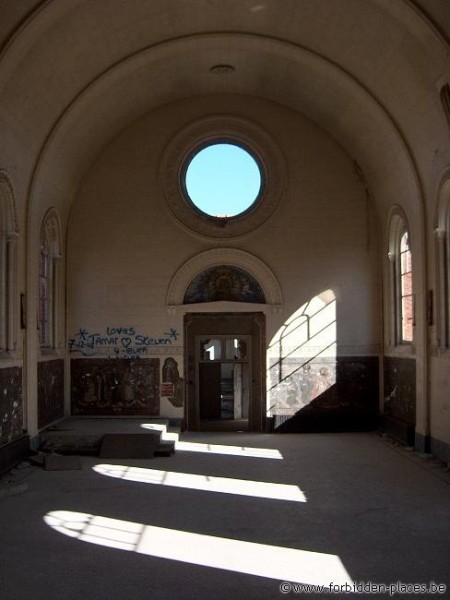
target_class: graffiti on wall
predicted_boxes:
[68,327,180,358]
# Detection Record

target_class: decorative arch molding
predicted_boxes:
[40,207,61,255]
[166,248,283,309]
[387,205,410,257]
[435,170,450,232]
[0,170,18,235]
[0,0,86,95]
[28,32,424,228]
[1,0,448,98]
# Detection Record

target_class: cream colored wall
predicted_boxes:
[68,95,380,418]
[0,0,448,461]
[430,357,450,451]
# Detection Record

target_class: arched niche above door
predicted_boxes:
[166,248,282,313]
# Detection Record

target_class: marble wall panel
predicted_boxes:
[0,366,23,446]
[38,360,64,429]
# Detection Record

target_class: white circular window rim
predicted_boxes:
[160,115,286,239]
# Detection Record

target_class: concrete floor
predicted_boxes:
[0,427,449,600]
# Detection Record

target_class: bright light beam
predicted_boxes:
[93,464,306,502]
[44,510,353,587]
[176,441,283,459]
[140,424,283,459]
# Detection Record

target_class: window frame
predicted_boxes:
[388,211,414,347]
[39,209,61,350]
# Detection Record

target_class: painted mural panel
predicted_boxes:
[71,358,160,416]
[0,366,23,446]
[184,265,265,304]
[271,357,379,432]
[161,357,184,408]
[38,360,64,429]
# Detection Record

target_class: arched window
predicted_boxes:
[39,209,61,348]
[0,172,18,353]
[389,212,413,345]
[398,231,413,342]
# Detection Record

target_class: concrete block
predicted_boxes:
[99,433,159,459]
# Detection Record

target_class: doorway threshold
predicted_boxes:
[200,419,248,432]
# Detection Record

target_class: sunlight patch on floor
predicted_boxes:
[141,424,283,459]
[175,441,283,459]
[93,464,306,502]
[44,510,352,587]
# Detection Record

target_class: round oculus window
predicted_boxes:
[160,115,286,239]
[183,143,262,218]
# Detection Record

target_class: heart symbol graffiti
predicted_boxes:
[121,337,132,348]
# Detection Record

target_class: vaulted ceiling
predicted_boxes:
[1,0,449,229]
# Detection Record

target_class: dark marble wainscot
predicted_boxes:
[0,366,28,474]
[382,356,416,445]
[38,359,64,429]
[0,366,23,445]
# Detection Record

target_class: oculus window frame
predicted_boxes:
[160,115,286,239]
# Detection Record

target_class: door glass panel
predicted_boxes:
[220,363,234,419]
[224,338,248,360]
[200,339,221,361]
[231,363,250,419]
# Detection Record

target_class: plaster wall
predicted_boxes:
[68,95,380,420]
[429,356,450,462]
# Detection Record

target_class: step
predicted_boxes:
[38,418,177,459]
[99,432,160,459]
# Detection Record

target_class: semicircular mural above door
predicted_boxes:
[183,265,266,304]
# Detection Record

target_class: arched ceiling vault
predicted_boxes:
[0,0,449,232]
[28,33,423,224]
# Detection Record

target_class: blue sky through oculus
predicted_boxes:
[185,143,261,217]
